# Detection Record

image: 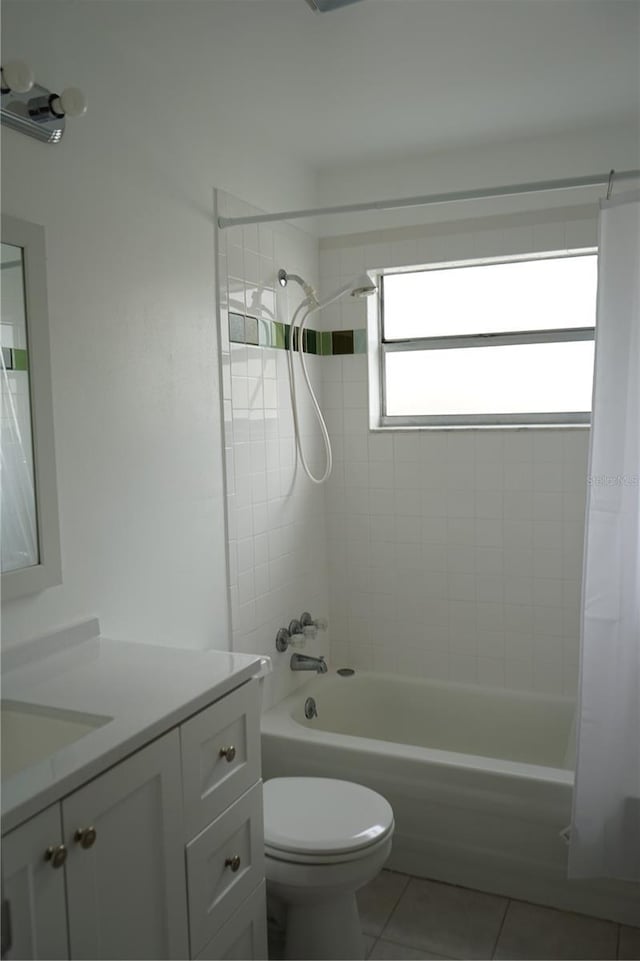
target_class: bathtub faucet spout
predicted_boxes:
[290,653,328,674]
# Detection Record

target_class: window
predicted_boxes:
[375,252,597,428]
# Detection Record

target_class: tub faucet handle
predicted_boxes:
[300,612,328,639]
[276,623,306,653]
[288,620,307,648]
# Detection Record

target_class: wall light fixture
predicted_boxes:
[1,61,87,144]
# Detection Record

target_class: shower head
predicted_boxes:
[277,268,317,301]
[348,273,377,299]
[305,0,367,11]
[318,272,377,308]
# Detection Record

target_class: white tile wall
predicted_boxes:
[217,191,330,708]
[320,206,595,697]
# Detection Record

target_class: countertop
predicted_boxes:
[1,624,265,834]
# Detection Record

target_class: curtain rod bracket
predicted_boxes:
[606,169,615,201]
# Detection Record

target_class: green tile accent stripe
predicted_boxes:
[354,329,367,354]
[228,311,366,357]
[245,316,259,346]
[332,330,353,355]
[304,329,317,355]
[273,322,286,349]
[258,318,272,347]
[1,347,28,371]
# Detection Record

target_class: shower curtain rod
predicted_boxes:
[217,168,640,229]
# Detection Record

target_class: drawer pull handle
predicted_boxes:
[225,855,241,872]
[219,745,236,763]
[44,844,67,868]
[74,826,97,849]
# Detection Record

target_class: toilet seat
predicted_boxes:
[263,777,394,864]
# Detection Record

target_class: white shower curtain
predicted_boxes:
[569,191,640,881]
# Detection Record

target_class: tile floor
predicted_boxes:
[356,871,640,960]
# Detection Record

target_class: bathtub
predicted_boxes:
[261,671,639,925]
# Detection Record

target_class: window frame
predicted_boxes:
[1,214,62,599]
[374,249,597,430]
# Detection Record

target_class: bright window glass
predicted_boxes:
[379,251,597,425]
[385,340,595,417]
[383,254,597,339]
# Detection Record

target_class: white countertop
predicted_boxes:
[1,626,265,834]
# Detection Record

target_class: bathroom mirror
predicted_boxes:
[1,215,61,600]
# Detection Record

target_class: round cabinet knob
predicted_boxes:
[44,844,67,869]
[219,745,236,763]
[225,855,241,872]
[74,826,97,849]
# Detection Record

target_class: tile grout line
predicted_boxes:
[490,897,512,960]
[374,934,458,960]
[376,872,413,943]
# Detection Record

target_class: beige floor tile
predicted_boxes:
[619,924,640,960]
[358,870,411,937]
[494,900,618,960]
[364,934,377,958]
[383,877,508,960]
[370,939,454,960]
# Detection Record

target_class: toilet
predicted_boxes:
[263,777,394,961]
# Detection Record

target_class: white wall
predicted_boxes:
[1,2,314,648]
[319,205,597,696]
[217,192,330,707]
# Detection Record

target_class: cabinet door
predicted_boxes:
[62,730,188,960]
[2,805,69,960]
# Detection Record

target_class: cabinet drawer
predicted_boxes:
[194,881,267,961]
[181,679,261,839]
[186,782,265,958]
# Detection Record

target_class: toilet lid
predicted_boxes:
[263,777,394,857]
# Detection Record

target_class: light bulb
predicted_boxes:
[50,87,87,118]
[1,61,34,94]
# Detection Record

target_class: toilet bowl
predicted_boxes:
[263,777,394,961]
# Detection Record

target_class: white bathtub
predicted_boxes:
[261,671,639,925]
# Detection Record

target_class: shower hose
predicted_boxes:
[287,297,333,485]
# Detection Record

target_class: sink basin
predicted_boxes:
[1,701,112,779]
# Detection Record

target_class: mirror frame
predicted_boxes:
[1,214,62,600]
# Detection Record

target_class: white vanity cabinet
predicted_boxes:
[2,677,267,961]
[180,678,266,960]
[3,730,188,960]
[63,729,188,960]
[2,804,69,960]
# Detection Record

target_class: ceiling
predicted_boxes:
[4,0,638,179]
[161,0,639,171]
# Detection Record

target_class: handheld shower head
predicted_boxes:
[317,272,377,308]
[348,273,377,299]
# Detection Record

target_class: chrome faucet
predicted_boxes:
[290,653,328,674]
